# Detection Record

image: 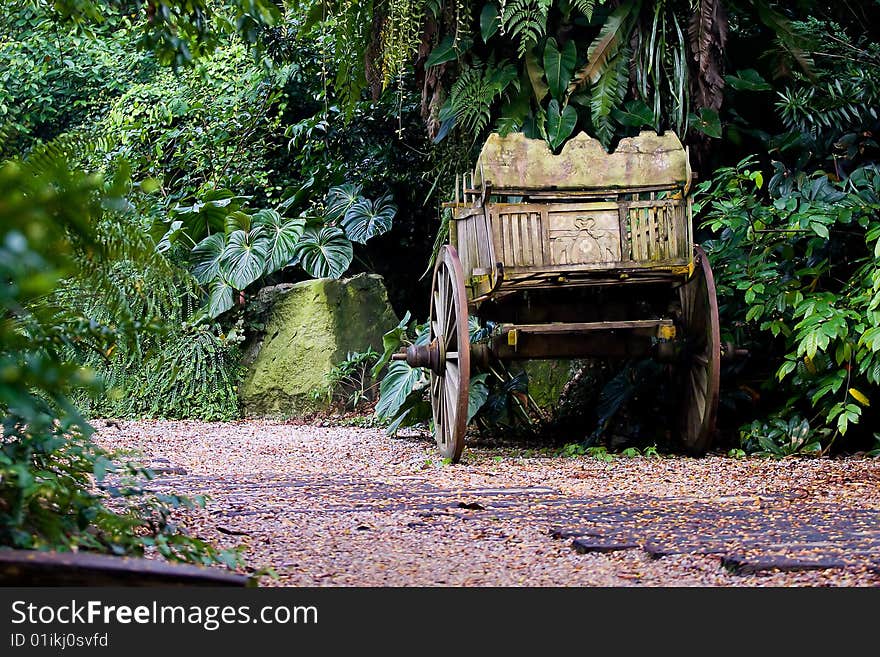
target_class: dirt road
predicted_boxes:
[95,420,880,586]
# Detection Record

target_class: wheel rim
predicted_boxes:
[677,245,721,454]
[429,245,471,462]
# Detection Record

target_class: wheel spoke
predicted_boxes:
[437,379,447,447]
[437,274,447,336]
[444,297,457,351]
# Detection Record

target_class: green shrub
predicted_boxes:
[0,154,237,564]
[698,157,880,452]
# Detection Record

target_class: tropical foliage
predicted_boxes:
[0,151,238,565]
[3,0,880,568]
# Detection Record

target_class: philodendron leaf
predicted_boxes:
[543,37,576,101]
[157,219,184,253]
[525,48,549,102]
[375,360,426,422]
[253,208,306,273]
[207,278,235,318]
[546,99,577,150]
[325,183,362,222]
[293,226,353,279]
[220,227,270,289]
[341,193,396,244]
[191,233,226,284]
[224,210,251,235]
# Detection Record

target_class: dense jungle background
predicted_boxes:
[2,0,880,561]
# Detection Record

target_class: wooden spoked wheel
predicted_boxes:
[429,245,471,462]
[677,245,721,455]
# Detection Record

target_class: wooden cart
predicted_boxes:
[403,131,720,462]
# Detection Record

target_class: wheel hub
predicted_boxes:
[405,338,445,375]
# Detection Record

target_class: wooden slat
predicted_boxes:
[490,208,503,266]
[618,202,631,261]
[529,212,541,266]
[502,319,674,335]
[460,219,472,275]
[475,209,488,269]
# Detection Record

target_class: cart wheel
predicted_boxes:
[429,245,471,462]
[677,245,721,455]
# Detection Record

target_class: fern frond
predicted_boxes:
[501,0,551,57]
[568,0,599,21]
[568,1,636,95]
[24,132,117,176]
[590,47,630,147]
[450,59,519,139]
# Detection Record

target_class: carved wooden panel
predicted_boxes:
[547,204,621,265]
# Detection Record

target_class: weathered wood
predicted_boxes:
[490,330,659,360]
[502,319,673,334]
[0,550,250,586]
[473,131,689,191]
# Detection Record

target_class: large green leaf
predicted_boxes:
[325,183,362,222]
[224,210,251,235]
[253,209,305,273]
[568,1,635,92]
[220,227,270,289]
[341,193,396,244]
[293,226,353,279]
[546,99,577,150]
[688,107,722,138]
[425,35,457,68]
[156,219,184,253]
[480,3,500,42]
[725,69,772,92]
[191,233,226,284]
[172,190,248,242]
[611,99,655,128]
[543,37,576,101]
[467,373,490,423]
[207,278,235,318]
[525,48,549,102]
[375,360,426,422]
[371,311,412,379]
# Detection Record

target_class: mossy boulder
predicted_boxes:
[240,273,398,417]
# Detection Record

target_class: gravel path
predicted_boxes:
[94,420,880,587]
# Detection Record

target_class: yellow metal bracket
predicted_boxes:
[507,328,518,350]
[670,259,695,279]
